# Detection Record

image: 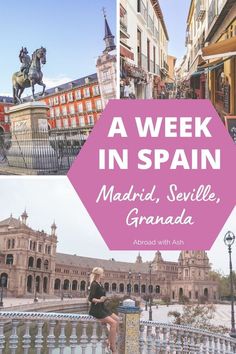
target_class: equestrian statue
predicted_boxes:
[12,46,47,104]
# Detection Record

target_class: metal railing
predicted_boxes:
[0,311,108,353]
[140,320,236,353]
[208,0,218,28]
[0,129,87,174]
[137,0,147,22]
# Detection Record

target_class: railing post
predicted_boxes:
[0,320,5,354]
[118,299,141,354]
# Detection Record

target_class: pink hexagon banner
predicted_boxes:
[68,100,236,250]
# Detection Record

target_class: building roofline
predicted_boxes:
[187,0,195,25]
[151,0,169,41]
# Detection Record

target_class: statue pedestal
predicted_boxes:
[7,102,58,172]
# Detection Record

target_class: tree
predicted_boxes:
[168,304,228,334]
[210,270,236,299]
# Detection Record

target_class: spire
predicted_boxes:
[103,8,116,53]
[51,221,57,236]
[136,252,143,263]
[153,251,163,263]
[21,209,28,225]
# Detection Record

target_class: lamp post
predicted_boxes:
[128,271,131,297]
[138,272,141,297]
[34,273,38,303]
[61,280,64,301]
[87,272,90,295]
[149,264,153,321]
[224,231,236,338]
[0,275,7,307]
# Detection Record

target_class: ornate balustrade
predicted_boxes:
[1,311,236,353]
[140,320,236,353]
[0,311,108,353]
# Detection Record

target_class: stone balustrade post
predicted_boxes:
[117,299,141,354]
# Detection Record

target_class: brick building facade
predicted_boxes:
[0,96,14,133]
[0,212,219,302]
[38,74,102,132]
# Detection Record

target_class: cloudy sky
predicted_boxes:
[0,177,235,274]
[0,0,116,96]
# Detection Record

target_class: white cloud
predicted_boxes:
[0,92,12,97]
[43,76,73,89]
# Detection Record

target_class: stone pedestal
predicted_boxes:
[118,299,141,354]
[7,102,58,172]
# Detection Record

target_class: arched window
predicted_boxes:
[80,280,86,291]
[179,288,184,299]
[104,282,109,292]
[36,258,42,269]
[64,279,70,290]
[6,254,13,265]
[44,260,49,270]
[204,288,208,298]
[43,277,48,293]
[119,283,124,293]
[156,285,160,294]
[54,279,61,290]
[112,283,117,292]
[72,280,78,291]
[148,285,153,293]
[141,284,146,293]
[27,275,33,293]
[36,276,40,293]
[127,283,131,293]
[134,284,139,293]
[0,273,8,288]
[28,257,34,268]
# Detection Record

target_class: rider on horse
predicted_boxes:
[19,47,31,80]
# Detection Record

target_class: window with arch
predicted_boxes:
[80,280,86,291]
[6,254,13,265]
[54,279,61,290]
[28,257,34,268]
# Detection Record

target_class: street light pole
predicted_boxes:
[149,264,152,321]
[128,271,131,297]
[0,276,6,307]
[138,272,141,297]
[224,231,236,338]
[34,273,38,303]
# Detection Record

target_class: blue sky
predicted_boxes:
[0,0,116,96]
[159,0,190,61]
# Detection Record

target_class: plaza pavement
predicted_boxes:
[141,304,232,329]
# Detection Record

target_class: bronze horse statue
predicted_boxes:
[12,47,47,104]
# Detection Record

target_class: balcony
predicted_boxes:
[141,53,148,71]
[208,0,217,28]
[196,0,206,21]
[120,7,129,39]
[147,15,154,35]
[137,0,147,24]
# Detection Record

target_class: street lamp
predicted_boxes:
[138,272,141,296]
[61,280,64,301]
[34,274,38,303]
[149,264,153,321]
[224,231,236,338]
[0,275,7,307]
[128,271,131,297]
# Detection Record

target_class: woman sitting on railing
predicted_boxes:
[88,267,119,354]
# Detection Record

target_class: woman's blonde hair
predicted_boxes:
[90,267,104,283]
